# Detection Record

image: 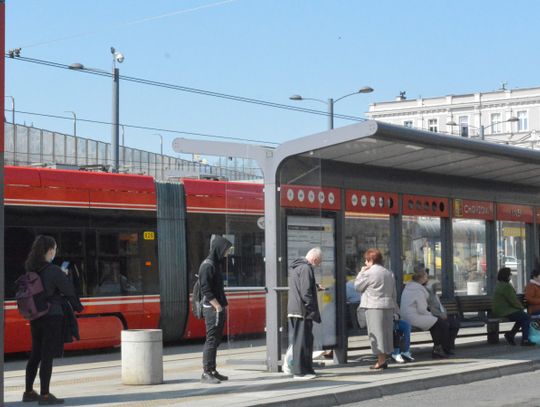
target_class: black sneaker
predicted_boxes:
[432,345,448,359]
[201,372,221,384]
[504,332,516,346]
[212,371,228,381]
[22,390,39,402]
[38,393,64,405]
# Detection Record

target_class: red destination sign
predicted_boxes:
[280,185,341,211]
[345,189,398,214]
[497,203,533,223]
[453,199,494,220]
[402,194,449,217]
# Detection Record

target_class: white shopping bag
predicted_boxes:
[282,345,293,375]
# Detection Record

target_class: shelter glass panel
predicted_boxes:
[452,219,487,296]
[497,221,527,293]
[402,216,441,286]
[344,213,390,336]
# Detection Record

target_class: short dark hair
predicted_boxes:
[497,267,512,282]
[531,269,540,279]
[364,248,383,265]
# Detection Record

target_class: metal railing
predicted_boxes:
[3,123,263,181]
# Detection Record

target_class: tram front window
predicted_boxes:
[453,219,487,296]
[402,216,441,288]
[497,221,527,293]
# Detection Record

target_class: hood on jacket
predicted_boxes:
[291,257,310,269]
[208,235,232,263]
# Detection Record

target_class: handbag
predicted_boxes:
[393,321,404,348]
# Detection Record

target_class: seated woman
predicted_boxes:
[493,267,534,346]
[400,269,451,358]
[525,269,540,316]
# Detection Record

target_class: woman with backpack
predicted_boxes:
[22,235,84,405]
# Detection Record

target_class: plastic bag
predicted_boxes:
[282,345,294,374]
[528,321,540,344]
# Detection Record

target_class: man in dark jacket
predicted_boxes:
[287,247,322,379]
[199,235,232,384]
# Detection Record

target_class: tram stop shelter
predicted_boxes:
[173,120,540,372]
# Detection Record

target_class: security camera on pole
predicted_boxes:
[111,47,124,173]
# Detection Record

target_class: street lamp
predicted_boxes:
[64,110,77,137]
[152,133,164,180]
[447,116,518,139]
[289,86,374,130]
[68,46,124,172]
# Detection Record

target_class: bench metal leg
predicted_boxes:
[487,322,499,344]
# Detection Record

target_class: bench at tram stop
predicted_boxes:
[121,329,164,385]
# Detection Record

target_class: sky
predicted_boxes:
[5,0,540,161]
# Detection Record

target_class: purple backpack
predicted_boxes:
[15,271,50,320]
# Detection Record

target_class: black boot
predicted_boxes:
[212,370,229,381]
[201,372,221,384]
[432,345,448,359]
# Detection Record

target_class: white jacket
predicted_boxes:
[354,264,398,311]
[400,281,437,330]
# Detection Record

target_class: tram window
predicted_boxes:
[119,233,138,255]
[4,227,35,299]
[99,233,119,255]
[186,214,265,288]
[60,231,83,256]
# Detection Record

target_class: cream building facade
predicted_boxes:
[366,87,540,149]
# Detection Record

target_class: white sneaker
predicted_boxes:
[293,374,317,380]
[401,352,415,362]
[391,353,405,364]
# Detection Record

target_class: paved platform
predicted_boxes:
[4,334,540,406]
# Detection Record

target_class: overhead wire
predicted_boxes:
[5,55,366,122]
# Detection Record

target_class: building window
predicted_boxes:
[490,113,501,134]
[403,120,413,128]
[459,116,468,137]
[517,111,528,131]
[428,119,438,133]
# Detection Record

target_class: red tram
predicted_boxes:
[4,166,266,353]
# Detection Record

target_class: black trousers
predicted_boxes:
[429,317,451,351]
[25,315,64,395]
[202,307,227,373]
[289,317,314,376]
[447,315,461,349]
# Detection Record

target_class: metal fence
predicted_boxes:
[3,123,262,181]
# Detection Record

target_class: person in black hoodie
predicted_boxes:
[287,247,322,379]
[199,235,232,384]
[22,235,84,405]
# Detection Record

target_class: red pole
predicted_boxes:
[1,1,5,404]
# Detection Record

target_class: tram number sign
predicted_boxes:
[143,231,156,240]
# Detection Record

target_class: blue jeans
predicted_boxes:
[393,319,411,354]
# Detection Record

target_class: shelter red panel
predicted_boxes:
[402,195,449,217]
[280,185,341,211]
[453,199,494,220]
[496,203,533,223]
[536,208,540,224]
[345,190,398,214]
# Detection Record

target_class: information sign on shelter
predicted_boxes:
[453,199,494,220]
[496,203,533,223]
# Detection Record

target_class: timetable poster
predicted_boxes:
[287,216,336,348]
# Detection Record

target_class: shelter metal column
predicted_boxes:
[526,222,535,283]
[441,216,453,298]
[486,220,498,295]
[334,194,347,364]
[390,211,403,300]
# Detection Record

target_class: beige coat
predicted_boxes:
[354,264,398,310]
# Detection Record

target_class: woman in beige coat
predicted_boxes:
[355,248,398,370]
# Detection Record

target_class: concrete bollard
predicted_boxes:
[121,329,163,385]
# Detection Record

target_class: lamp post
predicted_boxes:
[69,46,124,172]
[152,133,164,180]
[447,116,518,140]
[64,110,77,137]
[289,86,374,130]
